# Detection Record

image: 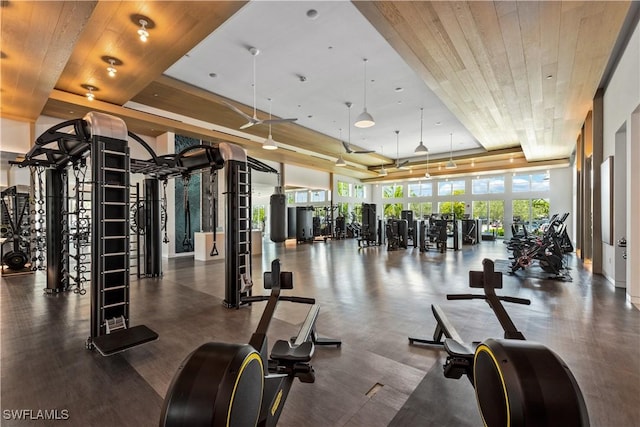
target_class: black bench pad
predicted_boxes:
[93,325,158,356]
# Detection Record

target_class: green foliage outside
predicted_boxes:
[439,201,466,220]
[353,204,363,223]
[409,202,433,219]
[252,205,266,230]
[382,185,404,199]
[337,202,349,218]
[384,203,403,218]
[532,198,550,220]
[337,181,350,197]
[512,199,531,222]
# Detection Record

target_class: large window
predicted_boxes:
[337,181,351,197]
[438,180,465,196]
[408,182,433,197]
[472,176,505,194]
[512,173,550,192]
[252,205,266,230]
[337,202,349,218]
[473,200,505,236]
[352,204,363,223]
[382,184,404,199]
[438,201,465,219]
[408,202,433,219]
[384,203,403,218]
[531,174,550,191]
[310,190,325,202]
[295,191,308,203]
[354,184,366,199]
[513,198,550,232]
[286,192,295,204]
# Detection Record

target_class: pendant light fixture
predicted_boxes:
[354,58,375,128]
[107,59,117,77]
[263,98,277,150]
[445,132,457,169]
[424,149,431,179]
[81,84,98,101]
[414,107,428,154]
[379,146,387,176]
[138,19,149,42]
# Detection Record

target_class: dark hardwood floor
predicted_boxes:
[1,239,639,426]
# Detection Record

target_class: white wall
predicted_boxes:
[1,117,31,154]
[602,16,640,304]
[284,164,330,190]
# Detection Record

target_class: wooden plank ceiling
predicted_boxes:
[0,1,97,121]
[354,1,631,161]
[1,1,632,178]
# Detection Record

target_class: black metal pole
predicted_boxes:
[144,178,162,277]
[45,168,65,292]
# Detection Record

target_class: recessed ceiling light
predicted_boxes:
[394,87,404,92]
[306,9,318,19]
[209,72,217,78]
[328,46,333,50]
[546,75,553,80]
[307,115,313,118]
[153,93,158,97]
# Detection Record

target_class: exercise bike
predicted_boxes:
[160,259,340,427]
[409,258,589,427]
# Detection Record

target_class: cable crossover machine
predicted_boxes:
[13,112,275,355]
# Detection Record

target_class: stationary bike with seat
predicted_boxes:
[159,259,340,427]
[409,258,589,427]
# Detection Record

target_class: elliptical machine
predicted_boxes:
[410,259,589,427]
[160,259,340,427]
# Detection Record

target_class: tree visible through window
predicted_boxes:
[337,181,351,197]
[384,203,403,218]
[382,184,404,198]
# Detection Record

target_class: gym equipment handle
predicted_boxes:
[241,296,316,305]
[500,296,531,305]
[242,295,270,303]
[280,296,316,305]
[447,294,483,300]
[447,294,531,305]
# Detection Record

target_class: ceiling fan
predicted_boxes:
[394,130,409,169]
[223,47,297,130]
[342,102,374,154]
[342,140,374,154]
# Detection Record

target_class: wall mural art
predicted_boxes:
[175,135,201,253]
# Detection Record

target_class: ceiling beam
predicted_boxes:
[42,89,380,180]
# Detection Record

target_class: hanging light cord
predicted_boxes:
[363,59,368,109]
[252,53,257,119]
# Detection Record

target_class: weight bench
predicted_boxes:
[92,325,158,356]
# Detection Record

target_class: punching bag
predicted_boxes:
[270,187,286,242]
[287,207,297,239]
